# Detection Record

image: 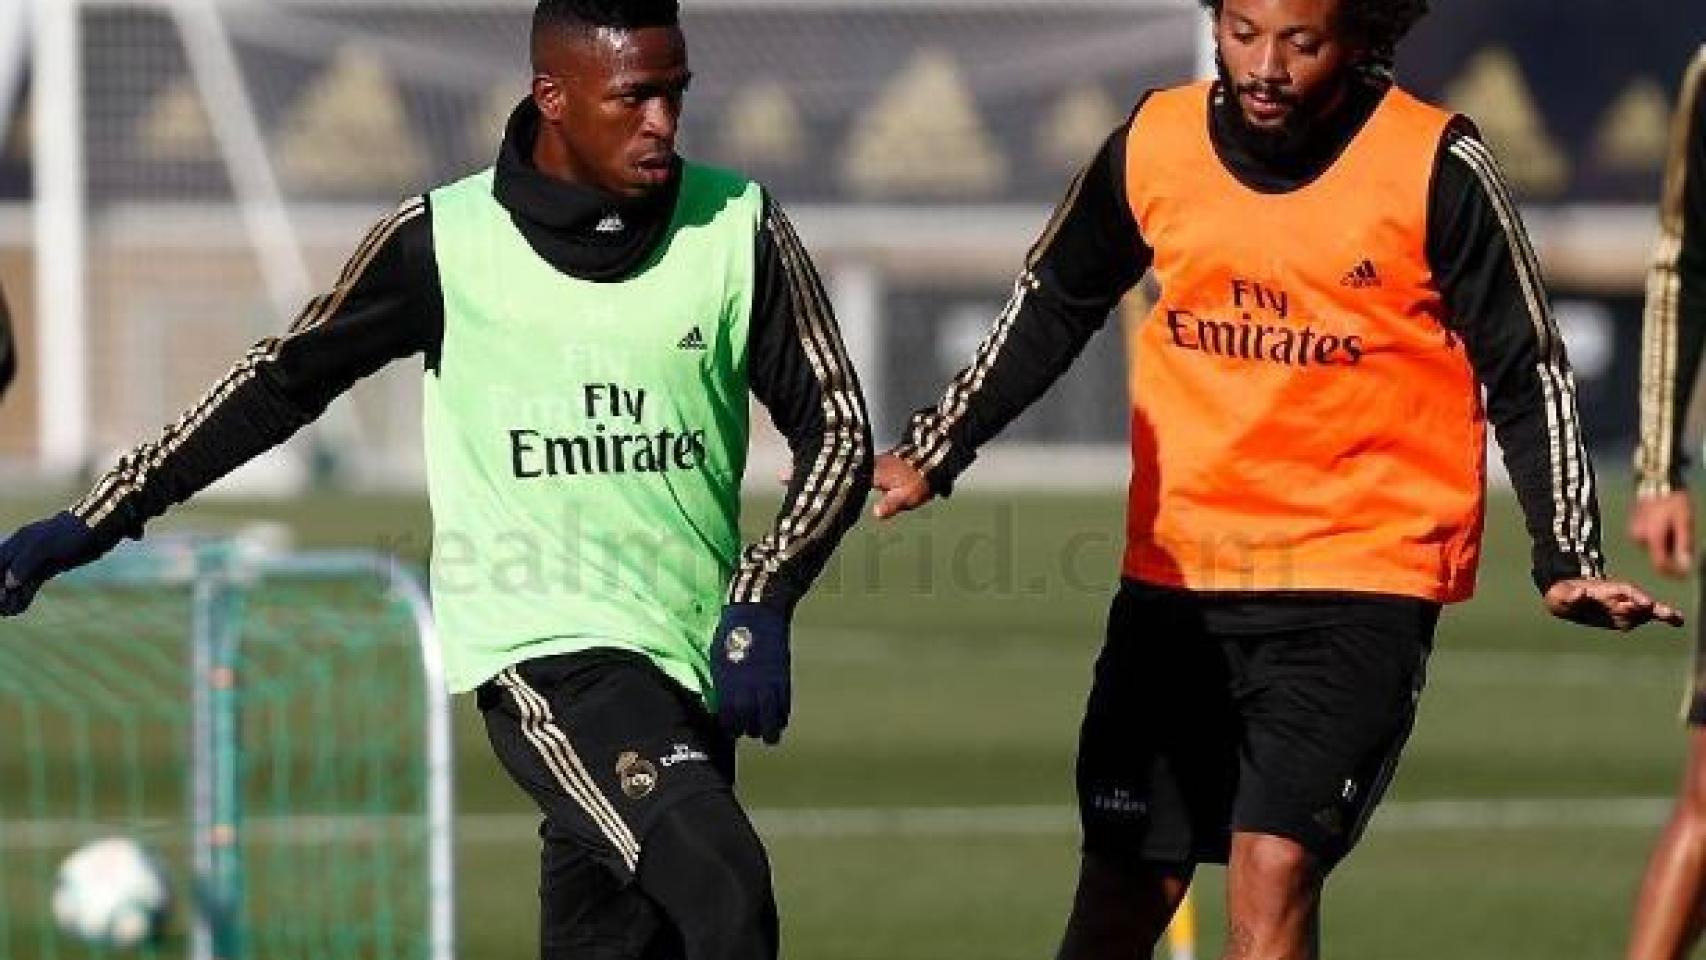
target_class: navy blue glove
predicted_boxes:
[709,604,792,745]
[0,512,106,616]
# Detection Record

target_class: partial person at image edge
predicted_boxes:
[1626,41,1706,960]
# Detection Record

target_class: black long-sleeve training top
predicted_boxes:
[69,100,873,615]
[1637,47,1706,498]
[895,77,1604,593]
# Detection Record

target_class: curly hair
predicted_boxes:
[1199,0,1430,75]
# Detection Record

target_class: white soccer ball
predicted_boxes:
[51,837,172,949]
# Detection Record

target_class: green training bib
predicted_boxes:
[424,163,761,698]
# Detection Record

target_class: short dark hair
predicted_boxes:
[532,0,680,71]
[533,0,680,36]
[1199,0,1429,76]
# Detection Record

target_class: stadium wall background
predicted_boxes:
[0,1,1697,488]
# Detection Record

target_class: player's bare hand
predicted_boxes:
[1544,578,1685,631]
[1628,491,1694,578]
[872,452,933,520]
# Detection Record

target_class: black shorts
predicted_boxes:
[480,650,737,881]
[1077,580,1438,868]
[484,651,781,954]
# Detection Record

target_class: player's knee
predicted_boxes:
[1060,853,1191,956]
[538,842,667,960]
[638,793,778,960]
[682,838,773,952]
[1232,833,1321,896]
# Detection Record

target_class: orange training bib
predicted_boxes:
[1122,82,1482,602]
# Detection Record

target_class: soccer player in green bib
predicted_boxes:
[0,1,872,956]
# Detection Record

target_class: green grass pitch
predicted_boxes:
[1,477,1696,959]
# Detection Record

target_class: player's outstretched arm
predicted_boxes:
[883,123,1150,517]
[0,198,441,616]
[1431,125,1614,592]
[714,194,873,745]
[1431,126,1685,631]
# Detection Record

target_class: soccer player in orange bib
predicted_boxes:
[874,1,1683,957]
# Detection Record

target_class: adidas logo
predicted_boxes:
[677,326,708,351]
[1341,259,1381,289]
[594,212,625,234]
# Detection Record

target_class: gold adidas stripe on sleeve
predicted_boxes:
[728,201,871,605]
[73,198,427,528]
[1636,47,1706,497]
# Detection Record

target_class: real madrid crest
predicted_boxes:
[616,751,659,800]
[724,627,754,663]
